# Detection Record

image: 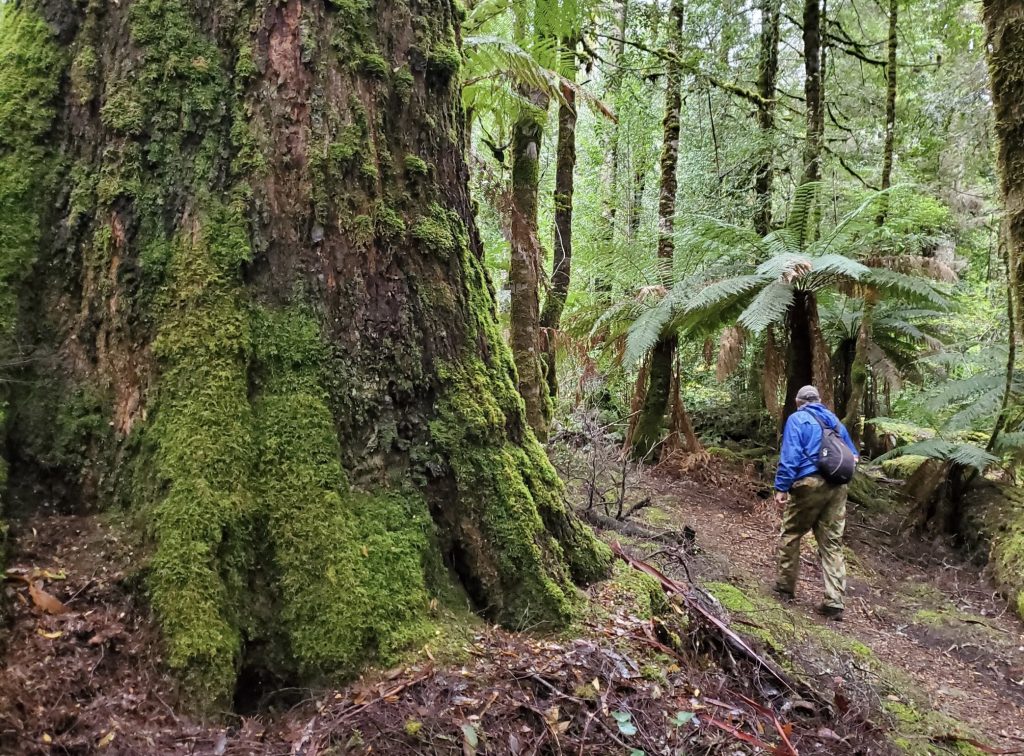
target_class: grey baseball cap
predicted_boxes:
[796,385,820,405]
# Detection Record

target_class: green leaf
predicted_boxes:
[672,711,696,726]
[612,710,637,736]
[461,723,479,749]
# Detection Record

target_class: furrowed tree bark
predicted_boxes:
[753,0,781,237]
[984,0,1024,346]
[632,0,690,460]
[540,40,578,399]
[0,0,610,711]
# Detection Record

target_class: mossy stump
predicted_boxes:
[0,0,610,711]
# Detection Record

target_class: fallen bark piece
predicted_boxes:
[28,581,68,615]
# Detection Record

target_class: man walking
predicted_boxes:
[773,385,859,620]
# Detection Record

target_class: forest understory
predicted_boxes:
[2,449,1022,756]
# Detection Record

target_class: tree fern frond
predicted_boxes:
[737,281,793,334]
[864,268,951,309]
[755,253,811,279]
[995,432,1024,453]
[624,296,675,365]
[944,386,1004,430]
[679,217,767,262]
[685,274,767,314]
[924,372,1005,410]
[874,438,997,471]
[784,181,822,247]
[867,255,959,283]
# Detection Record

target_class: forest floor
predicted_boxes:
[0,453,1022,755]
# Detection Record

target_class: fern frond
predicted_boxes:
[716,326,747,381]
[623,296,674,365]
[864,268,951,310]
[685,274,767,314]
[784,181,822,248]
[924,372,1005,410]
[874,438,997,471]
[680,217,767,261]
[867,255,959,283]
[737,281,793,334]
[994,431,1024,453]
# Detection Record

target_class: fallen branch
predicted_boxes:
[932,734,1024,755]
[610,542,817,705]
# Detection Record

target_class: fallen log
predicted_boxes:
[579,508,688,544]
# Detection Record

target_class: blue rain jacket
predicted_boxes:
[774,403,858,492]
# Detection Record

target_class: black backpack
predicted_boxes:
[803,411,857,484]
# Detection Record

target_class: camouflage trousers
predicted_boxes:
[775,475,847,611]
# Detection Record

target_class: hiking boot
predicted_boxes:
[817,604,844,621]
[773,587,795,603]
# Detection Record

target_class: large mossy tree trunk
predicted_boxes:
[540,40,578,399]
[0,0,609,711]
[984,0,1024,345]
[631,0,687,460]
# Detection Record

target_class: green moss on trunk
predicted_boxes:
[145,198,256,706]
[0,3,65,586]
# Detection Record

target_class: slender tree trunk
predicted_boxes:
[632,0,687,459]
[877,0,898,219]
[598,0,628,296]
[0,0,609,710]
[838,2,896,449]
[753,0,781,237]
[983,0,1024,345]
[540,41,578,399]
[510,94,551,438]
[801,0,823,186]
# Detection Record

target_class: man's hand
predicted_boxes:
[774,491,789,506]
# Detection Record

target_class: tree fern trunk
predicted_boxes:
[0,0,609,710]
[632,0,685,460]
[783,290,817,419]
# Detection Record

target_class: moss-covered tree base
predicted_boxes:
[0,0,611,712]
